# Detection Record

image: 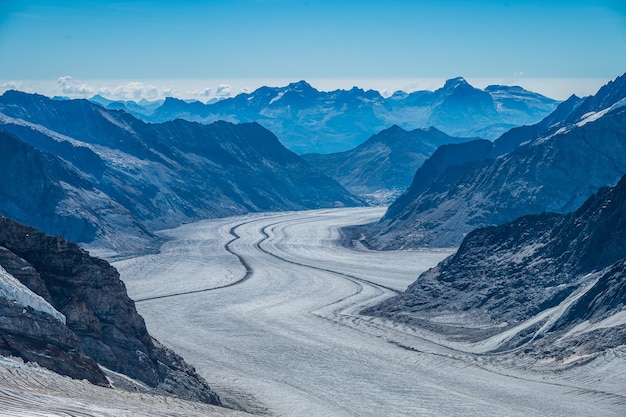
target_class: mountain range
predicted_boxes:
[302,125,474,203]
[364,173,626,363]
[0,91,362,255]
[365,73,626,249]
[135,78,558,154]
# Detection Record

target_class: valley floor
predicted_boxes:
[109,207,626,417]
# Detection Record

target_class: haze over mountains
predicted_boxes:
[102,78,558,154]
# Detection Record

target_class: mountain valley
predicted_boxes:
[0,74,625,416]
[365,73,626,248]
[0,91,362,255]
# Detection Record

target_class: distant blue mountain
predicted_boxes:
[302,125,476,204]
[88,94,164,118]
[145,79,558,154]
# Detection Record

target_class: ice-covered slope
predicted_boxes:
[0,265,65,323]
[0,357,251,417]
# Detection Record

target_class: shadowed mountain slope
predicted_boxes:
[0,91,362,254]
[364,174,626,362]
[366,73,626,249]
[302,125,474,203]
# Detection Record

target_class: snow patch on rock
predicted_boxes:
[0,265,65,323]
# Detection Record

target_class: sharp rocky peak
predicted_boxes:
[442,77,470,90]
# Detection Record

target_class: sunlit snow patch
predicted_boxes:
[0,265,65,323]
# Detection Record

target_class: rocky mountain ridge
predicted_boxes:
[143,78,558,154]
[364,173,626,363]
[0,216,220,404]
[367,72,626,248]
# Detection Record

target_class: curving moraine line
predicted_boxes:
[135,213,398,304]
[134,221,257,303]
[257,223,400,295]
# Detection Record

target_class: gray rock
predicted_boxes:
[365,174,626,358]
[0,216,221,405]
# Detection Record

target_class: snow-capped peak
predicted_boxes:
[443,77,469,90]
[576,96,626,128]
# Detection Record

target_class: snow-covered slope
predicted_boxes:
[0,265,65,323]
[0,357,251,417]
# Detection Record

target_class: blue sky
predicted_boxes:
[1,0,625,100]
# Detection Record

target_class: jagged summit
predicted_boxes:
[442,76,469,89]
[286,79,315,91]
[366,72,626,249]
[145,78,558,153]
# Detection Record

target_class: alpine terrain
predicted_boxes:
[0,215,221,405]
[364,173,626,363]
[145,78,557,154]
[366,72,626,248]
[302,125,474,203]
[0,90,362,255]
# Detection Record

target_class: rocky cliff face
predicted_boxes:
[364,174,626,361]
[0,216,220,404]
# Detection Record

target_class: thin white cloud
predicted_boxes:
[57,76,95,96]
[214,84,234,98]
[0,81,23,92]
[49,77,242,102]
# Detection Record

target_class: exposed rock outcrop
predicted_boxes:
[0,216,220,404]
[365,174,626,360]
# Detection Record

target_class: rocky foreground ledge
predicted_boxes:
[0,215,220,405]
